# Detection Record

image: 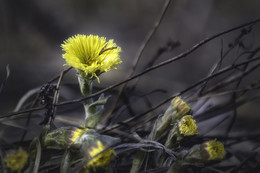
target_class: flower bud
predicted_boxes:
[150,97,191,141]
[168,140,226,172]
[86,140,116,169]
[44,127,87,150]
[171,97,191,121]
[165,115,198,149]
[76,132,120,172]
[178,115,199,136]
[200,139,226,161]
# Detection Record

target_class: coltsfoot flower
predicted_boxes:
[201,139,226,161]
[44,127,88,150]
[178,115,199,136]
[78,139,116,172]
[70,128,88,144]
[61,34,122,82]
[168,139,226,172]
[150,97,191,141]
[165,115,199,149]
[4,147,28,173]
[86,140,115,169]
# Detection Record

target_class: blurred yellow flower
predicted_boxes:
[178,115,199,136]
[61,34,122,82]
[86,140,115,170]
[201,139,226,161]
[4,147,28,173]
[70,128,88,144]
[44,127,89,150]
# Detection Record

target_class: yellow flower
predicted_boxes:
[4,147,28,173]
[86,140,115,170]
[178,115,199,136]
[44,127,88,150]
[70,128,88,144]
[61,34,122,82]
[201,139,226,161]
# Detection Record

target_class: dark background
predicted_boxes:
[1,0,260,138]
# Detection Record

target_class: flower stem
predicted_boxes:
[77,71,95,127]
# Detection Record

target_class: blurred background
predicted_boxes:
[1,0,260,138]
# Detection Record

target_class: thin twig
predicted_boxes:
[0,68,70,120]
[49,70,65,125]
[228,151,257,173]
[0,106,46,120]
[202,134,260,141]
[100,97,172,133]
[14,87,40,112]
[198,28,250,96]
[101,57,260,133]
[113,140,176,158]
[108,89,166,126]
[19,67,70,140]
[195,93,260,122]
[19,92,40,143]
[48,66,72,83]
[103,0,173,123]
[225,47,260,137]
[189,81,260,102]
[0,64,10,94]
[202,61,260,95]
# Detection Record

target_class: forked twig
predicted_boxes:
[49,70,65,125]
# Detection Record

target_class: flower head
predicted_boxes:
[171,97,191,119]
[44,127,88,150]
[201,139,226,161]
[70,128,88,144]
[178,115,199,136]
[4,147,28,173]
[86,140,115,170]
[61,34,122,82]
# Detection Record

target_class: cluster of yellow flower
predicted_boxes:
[170,97,226,161]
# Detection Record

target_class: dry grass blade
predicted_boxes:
[0,65,10,94]
[32,138,41,173]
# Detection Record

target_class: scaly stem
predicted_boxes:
[77,71,94,127]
